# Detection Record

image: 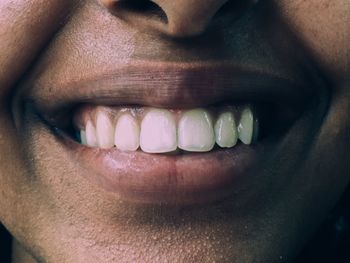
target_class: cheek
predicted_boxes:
[275,0,350,80]
[0,113,30,238]
[0,0,75,98]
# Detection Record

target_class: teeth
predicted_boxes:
[114,114,140,151]
[80,130,88,146]
[96,111,115,149]
[178,109,215,152]
[238,106,254,145]
[86,120,98,147]
[140,109,177,153]
[79,105,258,152]
[214,112,238,148]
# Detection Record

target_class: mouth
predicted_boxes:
[22,61,316,205]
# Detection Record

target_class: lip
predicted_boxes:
[28,61,313,114]
[62,138,262,205]
[25,60,315,205]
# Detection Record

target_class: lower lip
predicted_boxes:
[65,138,263,205]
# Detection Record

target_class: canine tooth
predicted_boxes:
[178,109,215,152]
[238,106,254,145]
[80,130,88,145]
[114,114,140,151]
[86,120,98,147]
[214,112,238,148]
[96,111,115,149]
[140,108,177,153]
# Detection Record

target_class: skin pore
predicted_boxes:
[0,0,349,262]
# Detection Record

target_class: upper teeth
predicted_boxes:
[78,105,257,153]
[178,109,215,152]
[214,111,238,148]
[238,106,254,145]
[140,109,177,153]
[114,113,140,151]
[85,120,98,147]
[96,111,115,149]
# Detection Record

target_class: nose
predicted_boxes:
[99,0,247,37]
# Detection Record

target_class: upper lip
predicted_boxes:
[27,60,315,116]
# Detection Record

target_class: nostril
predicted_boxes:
[101,0,258,37]
[113,0,168,23]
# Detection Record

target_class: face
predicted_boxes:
[0,0,349,262]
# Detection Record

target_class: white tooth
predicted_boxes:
[96,111,115,149]
[214,112,237,148]
[114,114,140,151]
[80,130,88,146]
[238,106,254,145]
[86,120,98,147]
[178,109,215,152]
[140,108,177,153]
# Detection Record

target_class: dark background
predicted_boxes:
[0,224,12,263]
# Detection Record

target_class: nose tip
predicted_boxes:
[154,0,230,37]
[99,0,245,37]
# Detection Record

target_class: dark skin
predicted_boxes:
[0,0,349,262]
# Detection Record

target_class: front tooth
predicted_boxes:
[96,111,115,149]
[86,120,98,147]
[214,112,238,148]
[238,106,254,145]
[140,108,177,153]
[114,114,140,151]
[178,109,215,152]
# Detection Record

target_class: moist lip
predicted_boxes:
[60,132,261,205]
[26,61,315,205]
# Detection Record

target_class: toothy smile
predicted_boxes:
[75,105,258,153]
[26,61,315,204]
